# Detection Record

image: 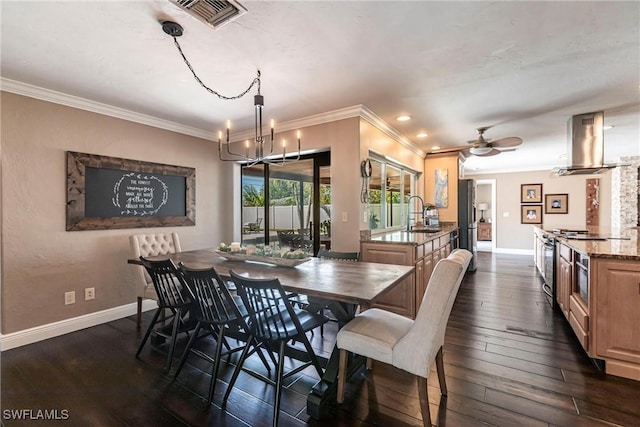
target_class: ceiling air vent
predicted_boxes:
[169,0,247,29]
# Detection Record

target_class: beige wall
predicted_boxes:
[1,92,235,334]
[476,183,492,220]
[468,170,611,251]
[424,153,460,222]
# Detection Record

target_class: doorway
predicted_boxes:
[476,178,496,252]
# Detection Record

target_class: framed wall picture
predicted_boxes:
[521,205,543,224]
[521,183,543,203]
[545,193,568,214]
[66,151,196,231]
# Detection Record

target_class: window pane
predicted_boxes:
[386,165,402,228]
[270,159,314,253]
[241,164,265,245]
[368,158,383,230]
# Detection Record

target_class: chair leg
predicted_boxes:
[165,307,184,371]
[418,376,432,427]
[272,340,287,427]
[207,325,227,405]
[222,336,253,406]
[435,346,447,396]
[136,297,143,328]
[136,308,162,358]
[337,349,347,404]
[174,323,202,379]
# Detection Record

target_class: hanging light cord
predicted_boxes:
[171,36,261,99]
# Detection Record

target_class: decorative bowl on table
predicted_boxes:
[215,243,311,268]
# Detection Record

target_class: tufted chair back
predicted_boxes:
[129,232,181,326]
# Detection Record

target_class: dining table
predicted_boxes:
[128,247,414,419]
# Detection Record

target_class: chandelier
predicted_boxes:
[161,20,301,166]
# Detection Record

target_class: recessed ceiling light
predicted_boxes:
[396,115,411,122]
[431,145,441,151]
[603,125,614,130]
[417,132,429,138]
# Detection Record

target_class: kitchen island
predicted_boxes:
[533,225,640,381]
[360,224,459,319]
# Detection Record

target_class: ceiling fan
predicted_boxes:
[429,126,523,157]
[464,126,522,157]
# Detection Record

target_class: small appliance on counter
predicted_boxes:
[424,205,440,229]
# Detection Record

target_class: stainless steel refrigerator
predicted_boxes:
[458,179,477,271]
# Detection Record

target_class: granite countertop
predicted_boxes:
[535,225,640,260]
[362,224,458,246]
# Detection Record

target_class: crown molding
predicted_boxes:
[1,78,214,140]
[358,106,426,157]
[1,79,426,157]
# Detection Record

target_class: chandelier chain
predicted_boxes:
[172,36,261,100]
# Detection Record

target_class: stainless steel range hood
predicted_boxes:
[553,111,619,176]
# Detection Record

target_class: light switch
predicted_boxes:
[503,211,509,217]
[341,211,348,222]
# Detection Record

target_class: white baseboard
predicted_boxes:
[491,248,535,256]
[0,299,157,351]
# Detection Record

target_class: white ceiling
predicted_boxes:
[2,1,639,174]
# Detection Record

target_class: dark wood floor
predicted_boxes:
[3,252,640,426]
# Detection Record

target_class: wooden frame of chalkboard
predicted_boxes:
[66,151,195,231]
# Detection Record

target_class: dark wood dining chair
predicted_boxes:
[173,264,272,406]
[223,270,327,427]
[136,257,192,372]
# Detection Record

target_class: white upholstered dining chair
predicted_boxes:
[129,232,182,327]
[336,249,472,427]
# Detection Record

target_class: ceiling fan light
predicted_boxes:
[470,146,492,155]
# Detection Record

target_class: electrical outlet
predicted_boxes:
[65,291,76,305]
[341,211,348,222]
[85,287,95,301]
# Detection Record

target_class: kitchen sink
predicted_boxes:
[405,228,442,233]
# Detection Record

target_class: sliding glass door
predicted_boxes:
[241,152,330,255]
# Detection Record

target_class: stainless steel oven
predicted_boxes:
[575,252,589,306]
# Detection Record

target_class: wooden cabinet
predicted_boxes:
[361,231,456,319]
[359,243,415,318]
[591,259,640,380]
[478,223,492,241]
[556,242,573,320]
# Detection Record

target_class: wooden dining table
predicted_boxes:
[128,247,414,419]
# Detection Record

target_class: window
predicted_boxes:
[367,155,416,230]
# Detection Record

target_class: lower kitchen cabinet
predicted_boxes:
[592,259,640,380]
[556,242,573,319]
[361,230,455,319]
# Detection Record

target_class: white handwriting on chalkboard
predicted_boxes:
[112,173,168,216]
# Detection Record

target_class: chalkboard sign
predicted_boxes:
[66,151,195,231]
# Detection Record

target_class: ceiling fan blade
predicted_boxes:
[491,136,522,148]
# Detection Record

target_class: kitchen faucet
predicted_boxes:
[406,195,426,231]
